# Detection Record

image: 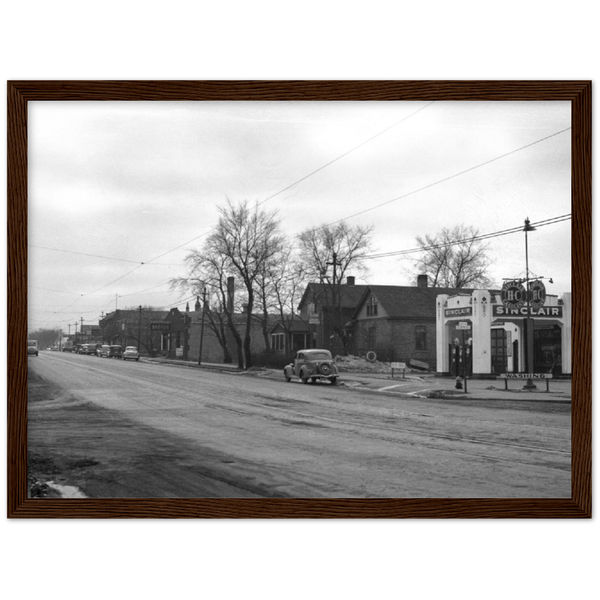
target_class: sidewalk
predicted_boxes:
[339,371,572,402]
[142,357,571,402]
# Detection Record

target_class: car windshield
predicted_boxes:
[306,352,331,360]
[125,347,137,351]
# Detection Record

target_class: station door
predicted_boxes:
[491,329,508,374]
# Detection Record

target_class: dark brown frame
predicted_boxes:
[8,81,591,518]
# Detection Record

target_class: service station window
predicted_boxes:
[415,326,426,350]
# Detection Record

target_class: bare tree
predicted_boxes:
[173,200,286,369]
[297,221,373,352]
[298,221,373,285]
[414,224,494,288]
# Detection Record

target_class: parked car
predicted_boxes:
[27,340,39,357]
[108,345,123,359]
[283,349,339,385]
[99,344,123,358]
[123,346,140,361]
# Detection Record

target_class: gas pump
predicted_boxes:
[455,322,471,392]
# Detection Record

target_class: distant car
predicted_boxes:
[123,346,140,361]
[28,340,39,357]
[283,349,339,385]
[99,344,122,358]
[108,345,123,359]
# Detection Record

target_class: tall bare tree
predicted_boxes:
[297,221,373,352]
[414,224,493,288]
[173,200,286,369]
[298,221,373,285]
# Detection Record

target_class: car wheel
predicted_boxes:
[330,377,337,385]
[301,371,310,384]
[311,377,317,383]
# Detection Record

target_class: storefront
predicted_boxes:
[436,289,571,377]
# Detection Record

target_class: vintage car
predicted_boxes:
[122,346,140,361]
[99,344,123,358]
[283,349,339,385]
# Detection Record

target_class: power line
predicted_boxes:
[256,102,436,208]
[359,215,571,261]
[328,127,571,226]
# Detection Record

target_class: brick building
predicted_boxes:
[350,276,473,369]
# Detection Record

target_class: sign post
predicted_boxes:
[391,362,406,379]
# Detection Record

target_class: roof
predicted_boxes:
[268,315,314,334]
[298,282,370,311]
[353,285,477,320]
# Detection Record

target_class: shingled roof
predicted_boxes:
[298,282,370,311]
[353,285,475,320]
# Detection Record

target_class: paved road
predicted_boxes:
[28,352,571,498]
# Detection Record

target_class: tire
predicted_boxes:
[330,377,337,385]
[319,363,332,376]
[301,371,310,384]
[366,351,377,362]
[311,377,317,383]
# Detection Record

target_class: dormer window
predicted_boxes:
[366,296,378,316]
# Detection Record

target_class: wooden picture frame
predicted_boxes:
[7,80,591,518]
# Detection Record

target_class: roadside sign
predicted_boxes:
[391,362,407,379]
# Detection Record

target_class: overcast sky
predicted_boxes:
[28,101,572,333]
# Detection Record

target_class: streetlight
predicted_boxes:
[523,217,537,391]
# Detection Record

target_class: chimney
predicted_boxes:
[417,274,428,288]
[347,276,355,286]
[227,277,235,313]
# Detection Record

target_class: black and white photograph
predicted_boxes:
[26,99,573,500]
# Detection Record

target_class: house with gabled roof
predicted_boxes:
[349,275,473,369]
[296,277,370,356]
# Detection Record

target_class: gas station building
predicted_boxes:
[436,289,571,378]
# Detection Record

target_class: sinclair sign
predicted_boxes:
[500,278,549,314]
[501,280,526,310]
[493,305,562,318]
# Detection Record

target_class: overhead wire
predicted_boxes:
[35,110,570,328]
[41,103,436,325]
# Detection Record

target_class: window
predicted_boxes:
[415,326,427,351]
[271,333,285,352]
[366,296,378,316]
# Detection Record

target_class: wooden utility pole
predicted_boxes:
[326,252,340,350]
[198,288,207,365]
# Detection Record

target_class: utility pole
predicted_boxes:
[326,252,340,351]
[138,305,142,350]
[198,288,207,365]
[80,317,84,343]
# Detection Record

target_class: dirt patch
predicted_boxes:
[334,354,421,374]
[27,369,264,498]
